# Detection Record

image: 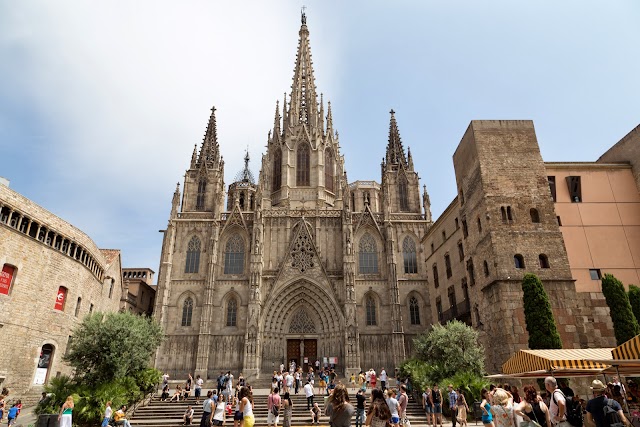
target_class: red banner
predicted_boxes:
[54,286,67,311]
[0,265,14,295]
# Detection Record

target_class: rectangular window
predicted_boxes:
[445,254,452,279]
[0,264,16,295]
[548,176,557,202]
[467,259,476,286]
[462,219,468,238]
[442,230,446,243]
[436,297,443,322]
[589,269,602,280]
[455,218,459,229]
[224,253,244,274]
[448,286,457,316]
[432,264,440,288]
[359,253,378,274]
[430,243,434,253]
[458,242,464,262]
[55,286,68,311]
[566,176,582,203]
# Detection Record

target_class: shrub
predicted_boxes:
[602,274,640,345]
[521,273,562,349]
[628,285,640,328]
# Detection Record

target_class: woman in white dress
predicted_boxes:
[58,396,74,427]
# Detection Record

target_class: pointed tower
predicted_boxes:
[259,11,346,211]
[381,109,422,215]
[181,106,225,216]
[227,150,257,212]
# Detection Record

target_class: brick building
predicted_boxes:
[121,268,156,316]
[0,180,124,401]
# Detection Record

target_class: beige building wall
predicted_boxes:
[547,163,640,292]
[0,183,123,402]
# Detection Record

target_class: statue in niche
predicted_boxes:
[346,236,352,254]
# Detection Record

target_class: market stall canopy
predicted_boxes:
[612,335,640,360]
[502,348,614,375]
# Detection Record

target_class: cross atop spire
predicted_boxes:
[287,12,319,129]
[197,106,221,169]
[386,109,407,167]
[233,148,255,184]
[301,5,307,24]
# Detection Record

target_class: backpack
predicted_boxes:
[603,398,623,427]
[552,390,583,427]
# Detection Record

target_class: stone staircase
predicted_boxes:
[129,385,437,427]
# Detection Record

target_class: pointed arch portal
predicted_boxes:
[260,279,344,375]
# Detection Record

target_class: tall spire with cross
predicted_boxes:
[197,106,221,169]
[287,7,319,130]
[385,109,408,168]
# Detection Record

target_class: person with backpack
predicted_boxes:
[545,377,583,427]
[586,380,629,427]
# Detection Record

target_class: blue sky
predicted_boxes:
[1,1,639,278]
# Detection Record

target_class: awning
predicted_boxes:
[502,348,614,375]
[612,335,640,360]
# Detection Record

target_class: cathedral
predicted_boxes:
[154,11,634,378]
[153,12,433,379]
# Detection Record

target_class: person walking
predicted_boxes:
[397,385,409,427]
[380,368,388,392]
[325,383,355,427]
[386,389,401,427]
[491,389,516,427]
[239,386,254,427]
[101,401,113,427]
[456,389,470,427]
[356,389,366,427]
[195,375,204,404]
[448,384,459,427]
[515,385,551,427]
[481,389,494,427]
[423,387,434,427]
[544,377,568,427]
[201,391,215,427]
[212,397,226,426]
[365,389,392,427]
[268,387,282,427]
[58,396,74,427]
[304,380,315,410]
[432,385,444,427]
[282,392,293,427]
[586,380,628,427]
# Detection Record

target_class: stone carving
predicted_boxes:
[289,309,316,334]
[291,226,315,273]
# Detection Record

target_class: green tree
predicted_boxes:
[602,274,640,345]
[413,320,485,383]
[521,273,562,349]
[628,285,640,328]
[64,311,163,385]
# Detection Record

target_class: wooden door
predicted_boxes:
[287,339,300,368]
[303,339,317,372]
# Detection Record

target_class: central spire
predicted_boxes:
[287,11,319,130]
[385,109,408,167]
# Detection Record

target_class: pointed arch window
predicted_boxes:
[196,180,206,210]
[409,296,420,325]
[185,236,201,273]
[226,297,237,327]
[402,237,417,274]
[325,149,334,193]
[272,149,282,191]
[296,143,310,186]
[181,297,193,327]
[224,234,244,274]
[366,295,377,326]
[358,233,378,274]
[399,175,409,211]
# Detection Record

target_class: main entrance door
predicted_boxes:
[286,339,317,372]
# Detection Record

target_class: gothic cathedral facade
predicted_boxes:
[153,15,434,379]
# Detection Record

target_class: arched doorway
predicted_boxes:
[260,280,344,375]
[34,344,55,385]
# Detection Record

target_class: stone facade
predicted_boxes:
[121,268,156,316]
[154,16,635,379]
[0,182,123,401]
[153,15,433,380]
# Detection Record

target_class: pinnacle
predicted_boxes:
[386,109,407,167]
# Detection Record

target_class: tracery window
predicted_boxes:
[196,180,206,210]
[365,295,377,326]
[224,234,244,274]
[399,175,409,211]
[296,143,310,186]
[291,226,315,273]
[358,233,378,274]
[185,236,201,273]
[402,237,417,274]
[182,297,193,327]
[289,309,317,333]
[409,296,420,325]
[272,149,282,191]
[325,149,334,192]
[226,297,237,327]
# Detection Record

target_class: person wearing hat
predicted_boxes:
[585,380,629,427]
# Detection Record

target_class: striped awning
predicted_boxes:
[502,348,614,375]
[612,335,640,360]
